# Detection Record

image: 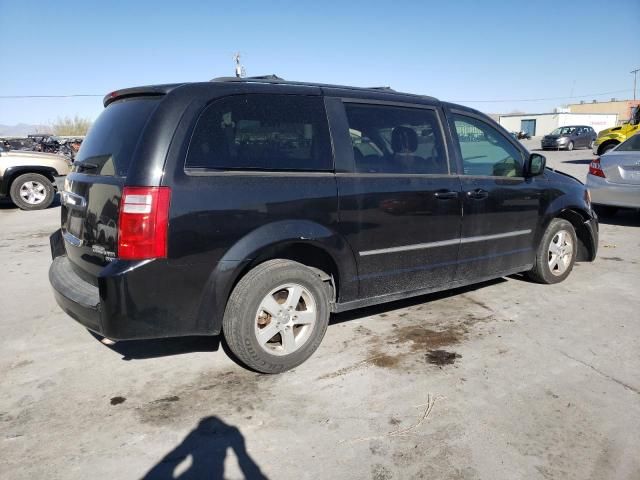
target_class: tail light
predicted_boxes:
[118,187,171,260]
[588,157,605,178]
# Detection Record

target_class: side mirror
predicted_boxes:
[527,153,546,177]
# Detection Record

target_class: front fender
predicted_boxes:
[198,220,358,334]
[0,165,59,196]
[539,191,597,261]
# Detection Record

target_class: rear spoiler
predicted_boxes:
[103,83,185,107]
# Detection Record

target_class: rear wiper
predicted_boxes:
[75,162,99,172]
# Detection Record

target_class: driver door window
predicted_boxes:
[453,114,524,177]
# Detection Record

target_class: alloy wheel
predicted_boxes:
[548,229,573,276]
[254,283,317,356]
[19,181,47,205]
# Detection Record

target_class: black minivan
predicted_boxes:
[49,76,598,373]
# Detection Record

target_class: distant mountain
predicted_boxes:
[0,123,52,137]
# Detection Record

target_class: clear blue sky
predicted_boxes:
[0,0,638,125]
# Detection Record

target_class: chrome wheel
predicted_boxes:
[548,229,573,276]
[19,180,47,205]
[254,283,317,356]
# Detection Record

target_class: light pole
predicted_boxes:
[632,68,639,101]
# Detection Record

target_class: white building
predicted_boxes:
[498,112,618,137]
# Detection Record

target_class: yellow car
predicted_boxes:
[593,105,640,155]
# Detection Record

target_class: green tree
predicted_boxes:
[51,116,92,136]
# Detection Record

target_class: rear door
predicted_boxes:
[446,108,543,279]
[329,98,462,298]
[61,97,161,279]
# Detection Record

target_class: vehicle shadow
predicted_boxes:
[97,278,508,361]
[331,278,507,325]
[562,159,592,165]
[141,416,268,480]
[0,198,17,210]
[597,209,640,227]
[0,195,61,210]
[93,332,220,361]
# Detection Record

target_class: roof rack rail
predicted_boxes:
[207,76,435,101]
[210,75,285,82]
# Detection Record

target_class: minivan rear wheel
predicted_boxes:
[527,219,577,284]
[9,173,55,210]
[222,259,330,373]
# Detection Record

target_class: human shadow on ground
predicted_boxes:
[141,416,268,480]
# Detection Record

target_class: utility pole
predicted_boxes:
[632,68,640,101]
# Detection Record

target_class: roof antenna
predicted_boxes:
[233,53,246,78]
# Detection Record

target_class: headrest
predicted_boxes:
[391,126,418,153]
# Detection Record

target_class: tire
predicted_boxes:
[601,143,617,154]
[566,141,574,151]
[593,205,618,217]
[588,140,595,150]
[222,259,331,373]
[527,219,578,284]
[9,173,55,210]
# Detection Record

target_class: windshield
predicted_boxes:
[550,127,575,136]
[74,97,159,176]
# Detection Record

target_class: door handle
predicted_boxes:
[434,190,459,200]
[466,188,489,200]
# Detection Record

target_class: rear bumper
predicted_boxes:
[587,175,640,209]
[48,230,223,340]
[49,255,102,332]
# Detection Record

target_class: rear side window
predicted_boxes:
[186,94,332,171]
[344,103,448,174]
[74,97,159,176]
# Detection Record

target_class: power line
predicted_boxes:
[0,94,103,99]
[0,88,634,103]
[451,89,633,103]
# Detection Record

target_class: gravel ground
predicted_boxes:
[1,146,639,479]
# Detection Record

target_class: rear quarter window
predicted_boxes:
[74,97,160,176]
[185,94,332,171]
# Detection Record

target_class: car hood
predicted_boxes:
[0,150,68,161]
[598,126,622,137]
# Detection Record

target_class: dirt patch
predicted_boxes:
[110,396,126,406]
[369,351,401,368]
[136,370,270,426]
[600,256,623,262]
[391,325,462,353]
[426,350,461,366]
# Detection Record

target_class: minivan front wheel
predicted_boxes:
[527,219,577,284]
[223,259,330,373]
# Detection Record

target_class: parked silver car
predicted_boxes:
[586,133,640,216]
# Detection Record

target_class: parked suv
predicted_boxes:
[0,149,70,209]
[541,125,597,151]
[49,77,598,373]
